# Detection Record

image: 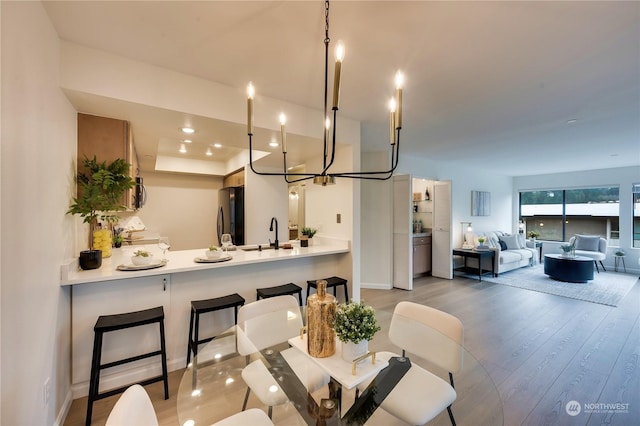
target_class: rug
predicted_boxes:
[477,264,638,307]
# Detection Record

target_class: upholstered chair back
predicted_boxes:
[389,301,464,374]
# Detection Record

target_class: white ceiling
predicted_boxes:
[43,1,640,177]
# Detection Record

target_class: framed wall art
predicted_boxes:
[471,191,491,216]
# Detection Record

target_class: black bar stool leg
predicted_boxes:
[159,320,169,399]
[86,331,103,426]
[186,309,195,366]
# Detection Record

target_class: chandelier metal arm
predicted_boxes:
[329,131,401,180]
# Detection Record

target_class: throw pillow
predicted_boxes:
[499,240,508,251]
[516,233,526,249]
[574,235,601,251]
[498,234,520,250]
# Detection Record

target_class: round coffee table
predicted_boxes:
[544,254,594,283]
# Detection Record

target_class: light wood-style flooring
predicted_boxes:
[64,274,639,426]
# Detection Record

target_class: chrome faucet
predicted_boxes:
[269,217,279,250]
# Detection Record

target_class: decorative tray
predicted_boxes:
[116,260,168,271]
[194,254,233,263]
[473,247,492,251]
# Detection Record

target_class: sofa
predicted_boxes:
[480,231,538,275]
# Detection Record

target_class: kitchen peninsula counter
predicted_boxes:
[61,239,349,286]
[66,238,351,398]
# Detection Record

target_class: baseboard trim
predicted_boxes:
[360,282,393,290]
[56,389,73,426]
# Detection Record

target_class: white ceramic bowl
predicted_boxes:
[205,249,222,259]
[131,254,153,266]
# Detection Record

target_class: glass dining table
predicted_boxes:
[177,307,503,426]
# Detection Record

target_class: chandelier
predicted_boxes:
[246,0,404,186]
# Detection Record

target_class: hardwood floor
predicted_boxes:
[64,275,639,425]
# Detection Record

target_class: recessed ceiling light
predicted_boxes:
[179,144,187,153]
[566,119,578,124]
[206,148,213,156]
[183,139,192,143]
[213,143,222,148]
[269,141,279,148]
[181,127,195,134]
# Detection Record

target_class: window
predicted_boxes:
[520,187,619,243]
[634,184,640,248]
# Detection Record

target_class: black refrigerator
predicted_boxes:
[217,186,245,246]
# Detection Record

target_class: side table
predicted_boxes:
[452,248,495,282]
[614,255,626,273]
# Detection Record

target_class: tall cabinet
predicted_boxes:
[77,113,139,209]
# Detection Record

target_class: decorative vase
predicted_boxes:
[79,249,102,270]
[342,339,368,363]
[92,227,112,258]
[306,280,337,358]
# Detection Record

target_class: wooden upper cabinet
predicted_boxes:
[223,168,245,188]
[77,113,139,209]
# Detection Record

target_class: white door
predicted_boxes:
[432,180,453,279]
[392,174,413,289]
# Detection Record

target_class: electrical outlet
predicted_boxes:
[43,378,51,407]
[336,213,341,223]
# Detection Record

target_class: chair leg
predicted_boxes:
[594,261,600,273]
[447,372,456,425]
[447,405,457,426]
[599,261,607,272]
[242,387,251,411]
[343,283,349,302]
[268,406,273,419]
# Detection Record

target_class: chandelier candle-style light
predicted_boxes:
[246,0,404,185]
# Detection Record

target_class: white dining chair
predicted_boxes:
[211,408,274,425]
[359,301,464,425]
[237,295,329,418]
[105,384,158,426]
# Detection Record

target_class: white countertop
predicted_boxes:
[61,238,350,286]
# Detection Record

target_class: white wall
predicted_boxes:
[245,168,288,245]
[399,154,514,246]
[131,171,223,250]
[360,151,393,289]
[515,166,640,273]
[59,42,361,147]
[359,124,514,289]
[1,2,76,424]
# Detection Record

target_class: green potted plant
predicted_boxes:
[131,249,153,266]
[333,301,381,362]
[205,245,222,259]
[300,227,317,247]
[113,232,124,248]
[527,230,541,240]
[560,243,575,258]
[67,156,135,269]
